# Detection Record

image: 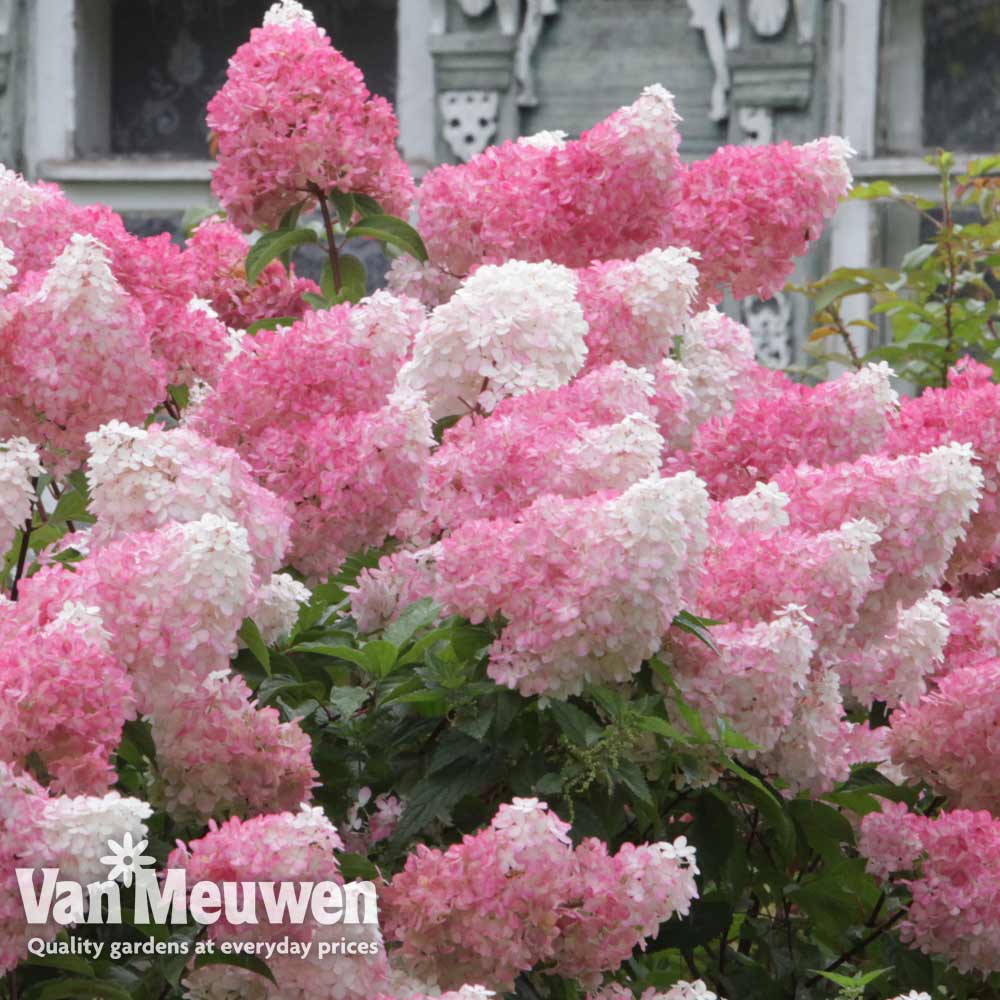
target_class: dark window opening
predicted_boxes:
[923,0,1000,151]
[110,0,398,157]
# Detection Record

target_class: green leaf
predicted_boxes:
[671,611,720,653]
[193,951,278,986]
[813,968,891,990]
[245,227,318,285]
[50,487,94,526]
[352,194,384,217]
[345,214,429,262]
[391,757,502,846]
[900,243,937,271]
[302,291,329,310]
[637,715,684,741]
[321,254,367,304]
[23,954,97,977]
[788,799,854,859]
[360,640,399,679]
[329,190,356,228]
[850,180,899,201]
[326,686,368,719]
[246,316,298,335]
[548,701,603,747]
[239,618,271,674]
[335,254,368,303]
[812,277,872,313]
[338,852,379,881]
[384,598,442,648]
[182,205,223,238]
[726,759,796,860]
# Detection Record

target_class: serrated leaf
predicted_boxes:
[50,488,94,526]
[345,214,428,262]
[548,701,602,747]
[246,227,318,285]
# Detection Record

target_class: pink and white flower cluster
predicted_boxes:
[381,799,698,992]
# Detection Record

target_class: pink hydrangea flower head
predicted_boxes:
[859,804,1000,973]
[886,358,1000,580]
[16,514,257,714]
[206,2,414,231]
[409,363,661,536]
[172,802,388,999]
[385,255,462,310]
[695,511,879,650]
[838,590,950,708]
[668,608,816,756]
[0,600,135,795]
[0,167,73,282]
[576,247,700,371]
[396,260,588,420]
[275,386,433,579]
[190,291,420,451]
[0,235,167,471]
[889,655,1000,812]
[775,443,983,642]
[550,837,698,986]
[250,572,312,645]
[415,86,681,273]
[671,362,898,499]
[363,473,709,698]
[0,762,151,971]
[182,216,319,330]
[150,669,316,822]
[940,593,1000,676]
[756,669,857,793]
[660,308,761,449]
[666,137,854,303]
[85,421,292,577]
[383,798,696,991]
[0,239,15,292]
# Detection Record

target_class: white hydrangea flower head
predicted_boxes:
[263,0,316,27]
[678,308,759,435]
[251,573,312,645]
[0,436,42,556]
[38,793,153,888]
[802,134,857,192]
[46,602,112,650]
[719,482,791,533]
[38,234,123,316]
[602,247,700,347]
[610,85,681,175]
[397,260,588,419]
[568,412,664,487]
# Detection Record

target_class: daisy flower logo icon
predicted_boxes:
[100,833,156,888]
